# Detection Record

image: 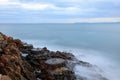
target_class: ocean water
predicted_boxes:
[0,23,120,80]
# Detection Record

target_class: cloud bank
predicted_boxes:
[0,0,120,23]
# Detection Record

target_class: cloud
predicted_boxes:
[20,3,55,10]
[0,0,120,23]
[0,0,50,10]
[0,0,19,5]
[36,18,120,23]
[0,0,83,15]
[67,18,120,23]
[0,0,119,12]
[0,0,79,12]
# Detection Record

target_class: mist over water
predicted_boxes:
[0,23,120,80]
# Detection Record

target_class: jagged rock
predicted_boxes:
[20,43,33,53]
[50,51,74,60]
[0,32,77,80]
[0,32,35,80]
[13,39,23,48]
[46,67,75,80]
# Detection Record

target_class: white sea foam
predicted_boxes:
[73,49,120,80]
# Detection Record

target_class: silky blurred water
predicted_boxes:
[0,23,120,80]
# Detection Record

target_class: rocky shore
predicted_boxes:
[0,32,108,80]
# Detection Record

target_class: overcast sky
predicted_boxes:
[0,0,120,23]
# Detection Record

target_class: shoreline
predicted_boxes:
[0,32,108,80]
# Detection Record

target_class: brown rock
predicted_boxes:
[13,39,23,48]
[0,34,4,41]
[0,32,76,80]
[0,74,12,80]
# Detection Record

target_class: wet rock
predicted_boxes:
[42,47,48,52]
[23,43,33,50]
[45,58,66,70]
[36,57,76,80]
[25,49,76,80]
[20,43,33,53]
[50,51,74,60]
[40,47,50,53]
[77,60,93,67]
[30,48,41,54]
[48,67,75,80]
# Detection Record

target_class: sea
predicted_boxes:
[0,23,120,80]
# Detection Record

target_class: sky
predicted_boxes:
[0,0,120,23]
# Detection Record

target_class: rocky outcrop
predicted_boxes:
[0,32,35,80]
[0,32,109,80]
[23,47,76,80]
[0,32,76,80]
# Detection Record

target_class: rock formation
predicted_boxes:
[0,32,35,80]
[0,32,76,80]
[0,32,109,80]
